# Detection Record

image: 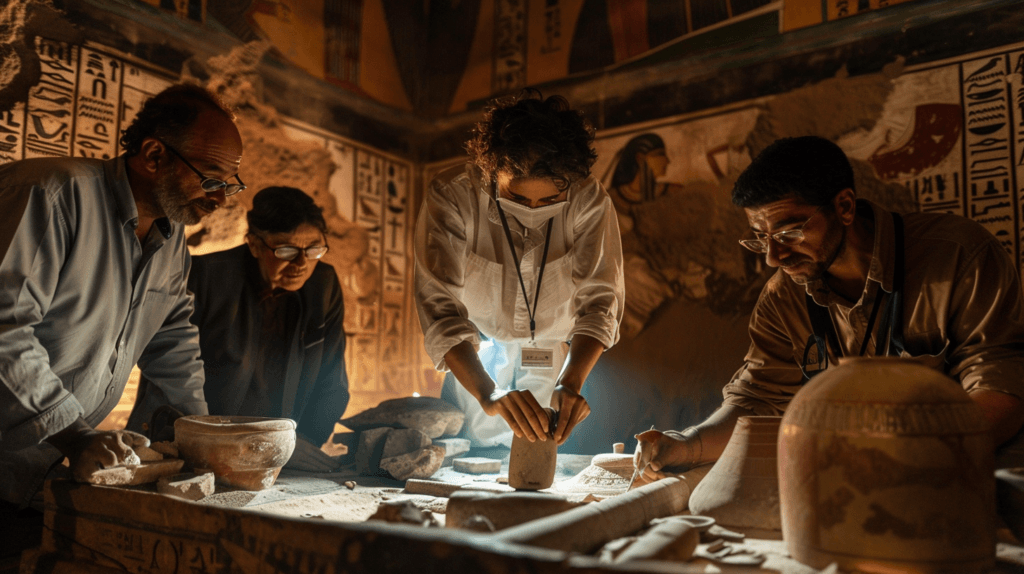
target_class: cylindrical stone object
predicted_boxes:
[493,476,691,554]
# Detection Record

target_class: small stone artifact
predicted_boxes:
[341,397,464,438]
[446,490,582,530]
[453,457,502,474]
[174,415,297,491]
[157,472,215,501]
[508,408,557,490]
[494,477,691,554]
[88,458,185,486]
[778,358,995,574]
[688,416,783,539]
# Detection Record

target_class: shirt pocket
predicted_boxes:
[537,251,576,318]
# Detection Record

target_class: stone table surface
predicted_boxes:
[165,449,1024,574]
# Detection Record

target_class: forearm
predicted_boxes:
[690,403,756,465]
[557,334,605,393]
[970,388,1024,447]
[444,341,495,403]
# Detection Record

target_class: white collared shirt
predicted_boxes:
[414,163,625,370]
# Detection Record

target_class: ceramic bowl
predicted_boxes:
[175,415,297,491]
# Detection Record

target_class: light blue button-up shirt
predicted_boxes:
[0,156,207,506]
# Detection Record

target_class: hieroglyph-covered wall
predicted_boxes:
[0,37,428,428]
[591,42,1024,342]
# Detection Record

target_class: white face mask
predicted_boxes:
[496,197,569,229]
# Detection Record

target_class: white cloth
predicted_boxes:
[415,164,624,446]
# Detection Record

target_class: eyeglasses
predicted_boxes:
[738,205,825,253]
[253,234,329,261]
[158,139,247,197]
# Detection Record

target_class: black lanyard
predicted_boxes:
[495,201,553,342]
[802,212,905,380]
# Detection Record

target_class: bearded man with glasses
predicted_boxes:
[0,84,244,554]
[632,135,1024,485]
[167,186,349,472]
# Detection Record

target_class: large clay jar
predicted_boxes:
[778,358,995,573]
[509,409,557,490]
[175,415,297,491]
[688,416,783,539]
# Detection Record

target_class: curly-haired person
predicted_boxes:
[414,92,625,447]
[0,83,244,547]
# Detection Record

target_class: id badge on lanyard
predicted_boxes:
[521,345,554,369]
[495,194,557,371]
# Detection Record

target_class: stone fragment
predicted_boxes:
[344,481,357,490]
[382,429,432,459]
[612,443,625,454]
[404,479,461,497]
[134,445,164,461]
[380,445,445,481]
[87,459,185,486]
[341,397,464,439]
[453,457,501,474]
[150,441,178,458]
[355,427,392,476]
[368,500,439,526]
[433,437,470,458]
[157,472,215,501]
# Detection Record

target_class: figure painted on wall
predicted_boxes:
[600,133,683,339]
[604,133,679,232]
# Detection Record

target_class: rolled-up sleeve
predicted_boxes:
[946,237,1024,399]
[0,180,85,451]
[567,183,625,350]
[722,277,807,415]
[414,176,481,370]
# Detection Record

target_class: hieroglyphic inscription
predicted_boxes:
[73,47,122,159]
[0,40,172,166]
[541,0,561,55]
[25,39,78,159]
[0,103,26,164]
[493,0,527,92]
[961,55,1018,262]
[1010,50,1024,276]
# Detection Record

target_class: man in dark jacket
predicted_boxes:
[167,186,349,471]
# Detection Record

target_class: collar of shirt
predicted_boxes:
[806,199,896,307]
[106,155,172,240]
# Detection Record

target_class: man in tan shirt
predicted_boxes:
[634,136,1024,482]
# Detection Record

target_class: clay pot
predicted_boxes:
[509,409,557,490]
[688,416,783,539]
[778,358,995,573]
[175,415,297,491]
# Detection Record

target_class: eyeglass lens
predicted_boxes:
[273,245,329,261]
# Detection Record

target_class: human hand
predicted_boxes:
[632,427,701,487]
[285,435,345,472]
[71,430,151,482]
[480,388,550,442]
[550,385,591,445]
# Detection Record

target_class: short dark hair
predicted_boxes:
[732,136,855,208]
[119,84,233,157]
[466,90,597,189]
[247,187,328,235]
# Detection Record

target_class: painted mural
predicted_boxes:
[582,40,1024,343]
[782,0,918,32]
[0,37,426,430]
